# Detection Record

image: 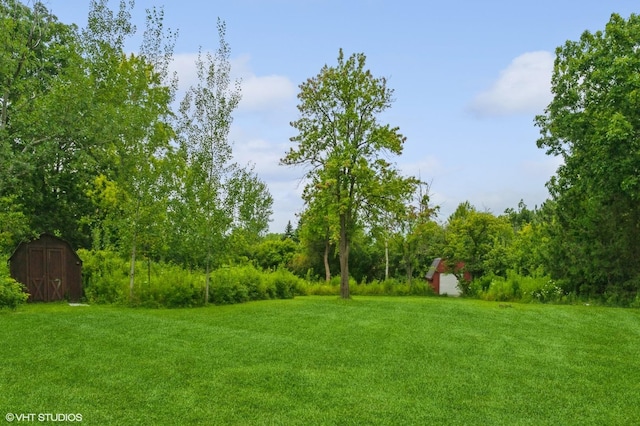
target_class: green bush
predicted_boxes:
[0,276,29,309]
[209,264,287,305]
[149,265,204,308]
[469,274,494,296]
[351,280,385,296]
[267,268,306,299]
[207,264,308,305]
[303,277,436,297]
[473,270,564,303]
[480,276,518,301]
[79,250,205,307]
[305,282,339,296]
[210,280,247,305]
[78,249,129,304]
[209,267,247,305]
[235,265,270,300]
[77,251,311,307]
[0,260,28,309]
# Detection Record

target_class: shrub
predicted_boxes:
[473,270,564,303]
[408,282,435,296]
[78,249,129,304]
[304,277,436,297]
[210,267,249,305]
[0,275,29,309]
[267,268,306,299]
[238,265,267,300]
[351,280,385,296]
[469,274,494,297]
[208,264,303,305]
[76,251,310,308]
[480,276,518,302]
[0,259,28,309]
[305,282,339,296]
[152,265,204,308]
[522,279,562,303]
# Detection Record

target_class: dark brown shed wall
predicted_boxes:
[9,234,83,302]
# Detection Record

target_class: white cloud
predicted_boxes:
[522,156,563,178]
[400,155,444,180]
[239,74,296,112]
[168,53,199,94]
[169,53,296,113]
[232,55,297,112]
[232,137,291,181]
[469,51,554,117]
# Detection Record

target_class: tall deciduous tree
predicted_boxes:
[177,19,239,303]
[281,50,418,298]
[177,19,272,302]
[0,0,87,245]
[78,1,178,298]
[536,13,640,299]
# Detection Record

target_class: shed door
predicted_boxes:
[28,247,46,301]
[27,246,66,301]
[47,248,65,300]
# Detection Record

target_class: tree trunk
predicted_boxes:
[129,238,136,301]
[205,252,210,304]
[384,238,389,281]
[403,239,415,286]
[129,199,141,301]
[324,236,331,282]
[339,215,350,299]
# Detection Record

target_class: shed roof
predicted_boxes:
[9,233,82,263]
[425,258,441,280]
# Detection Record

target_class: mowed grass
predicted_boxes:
[1,297,639,425]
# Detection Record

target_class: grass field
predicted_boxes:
[1,297,639,425]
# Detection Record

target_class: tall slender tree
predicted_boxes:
[177,19,240,303]
[79,1,177,298]
[282,50,418,298]
[177,19,272,302]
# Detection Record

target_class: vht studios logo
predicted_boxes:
[5,413,83,422]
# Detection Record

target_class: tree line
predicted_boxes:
[0,0,272,304]
[2,1,640,306]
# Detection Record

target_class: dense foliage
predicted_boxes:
[1,0,272,305]
[536,13,640,303]
[78,249,305,307]
[281,50,419,298]
[0,262,28,309]
[2,2,639,307]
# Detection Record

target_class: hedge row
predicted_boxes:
[79,250,306,308]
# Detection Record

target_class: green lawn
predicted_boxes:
[1,297,639,425]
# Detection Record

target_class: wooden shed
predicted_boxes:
[425,258,470,296]
[9,233,83,302]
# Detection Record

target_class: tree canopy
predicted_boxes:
[4,2,640,307]
[281,50,418,298]
[536,13,640,299]
[1,1,272,300]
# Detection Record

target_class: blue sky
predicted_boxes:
[47,0,640,232]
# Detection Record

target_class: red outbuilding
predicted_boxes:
[425,258,471,296]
